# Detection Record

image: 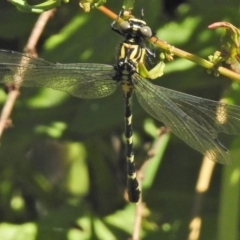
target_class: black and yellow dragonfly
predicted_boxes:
[0,12,240,202]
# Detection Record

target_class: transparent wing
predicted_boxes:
[133,74,240,164]
[0,50,117,99]
[163,87,240,135]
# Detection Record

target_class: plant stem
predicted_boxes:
[97,6,240,82]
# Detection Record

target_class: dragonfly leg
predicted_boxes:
[111,10,124,35]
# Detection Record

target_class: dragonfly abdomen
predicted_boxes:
[124,90,140,202]
[114,61,140,202]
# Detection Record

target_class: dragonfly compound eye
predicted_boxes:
[119,21,131,33]
[140,26,152,38]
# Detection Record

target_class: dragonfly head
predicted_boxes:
[119,18,153,40]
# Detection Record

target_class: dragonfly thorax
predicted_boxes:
[118,42,145,68]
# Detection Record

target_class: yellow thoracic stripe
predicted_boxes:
[119,43,144,64]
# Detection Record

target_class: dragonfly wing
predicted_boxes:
[0,50,117,99]
[160,87,240,135]
[133,74,231,164]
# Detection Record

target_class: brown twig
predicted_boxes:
[131,200,145,240]
[0,9,55,139]
[97,5,118,20]
[24,9,56,55]
[97,6,240,82]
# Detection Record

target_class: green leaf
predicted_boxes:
[142,119,170,190]
[8,0,64,13]
[122,0,135,10]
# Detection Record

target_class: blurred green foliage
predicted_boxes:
[0,0,239,239]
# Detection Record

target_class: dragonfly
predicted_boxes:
[1,11,240,203]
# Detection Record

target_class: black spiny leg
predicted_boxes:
[124,91,140,202]
[111,10,124,35]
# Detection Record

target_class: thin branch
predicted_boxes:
[97,6,240,82]
[0,85,19,137]
[131,200,145,240]
[97,5,118,20]
[25,9,56,55]
[0,9,55,139]
[151,37,240,82]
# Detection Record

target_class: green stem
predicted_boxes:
[151,37,240,82]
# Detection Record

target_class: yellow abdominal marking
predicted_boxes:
[126,136,133,144]
[127,155,134,163]
[125,115,132,125]
[121,84,132,92]
[128,172,137,179]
